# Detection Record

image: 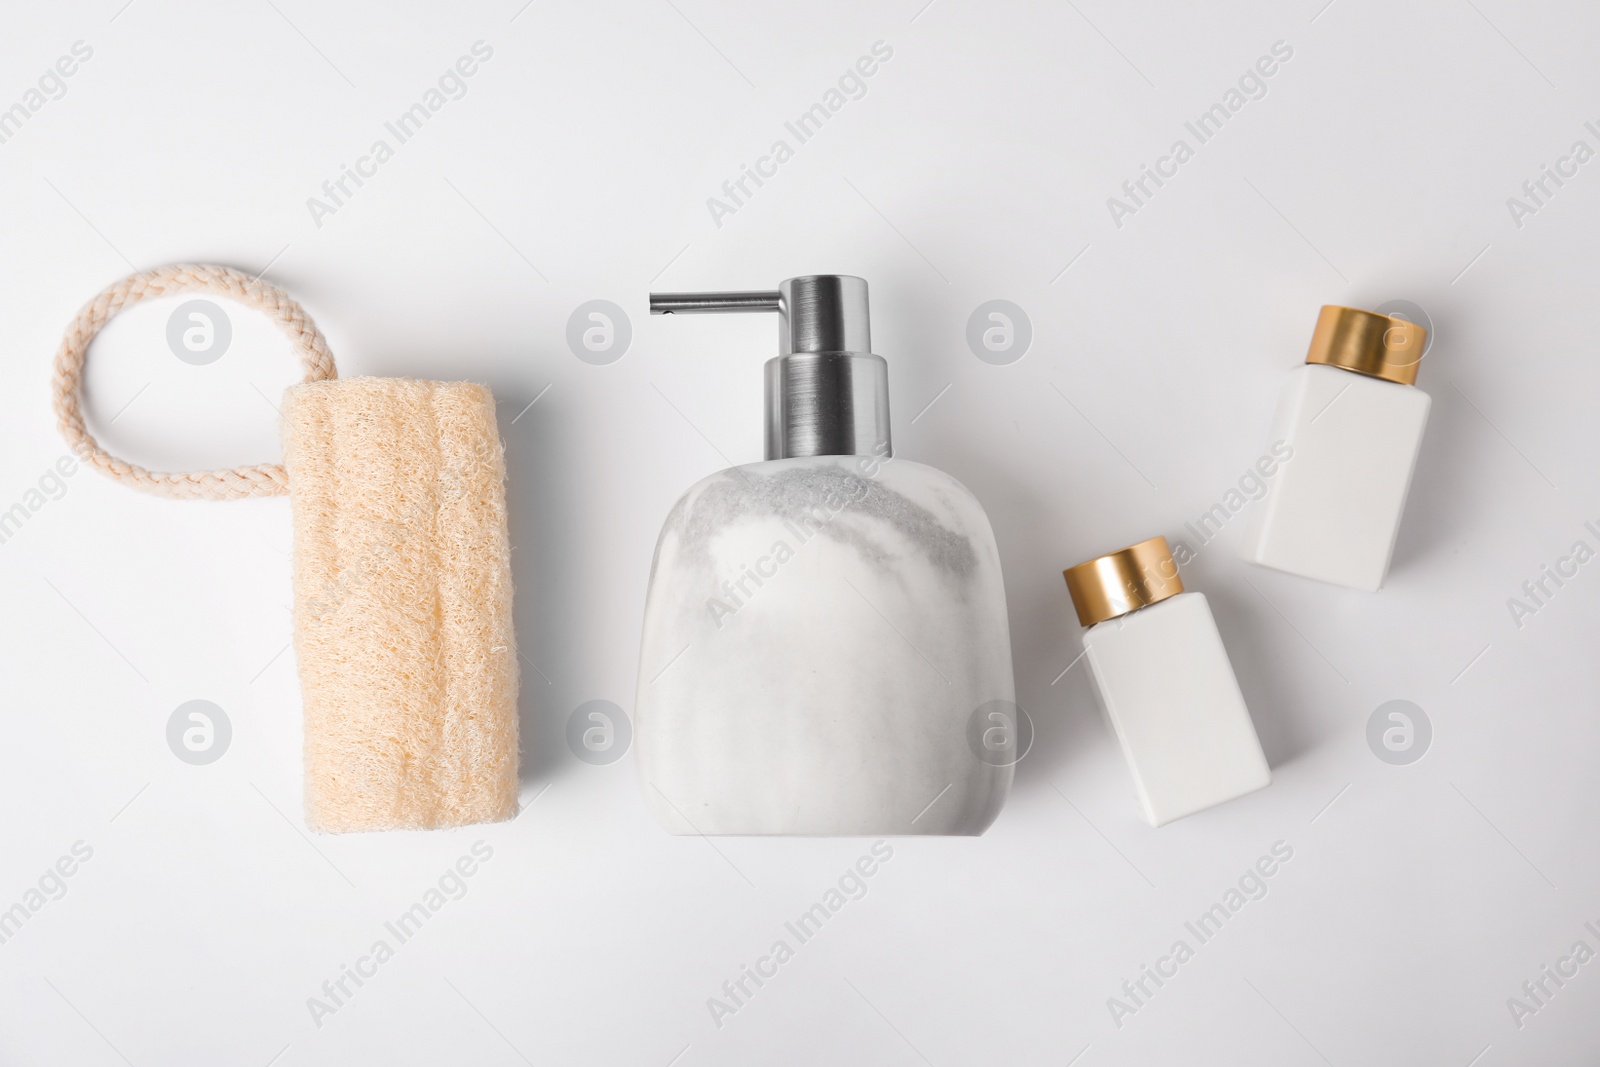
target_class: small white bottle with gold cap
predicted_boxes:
[1065,537,1271,827]
[1239,305,1430,592]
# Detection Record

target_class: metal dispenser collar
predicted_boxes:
[649,275,891,461]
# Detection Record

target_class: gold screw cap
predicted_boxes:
[1305,305,1427,386]
[1063,536,1184,628]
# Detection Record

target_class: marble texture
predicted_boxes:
[634,454,1016,835]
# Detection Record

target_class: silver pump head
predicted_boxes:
[649,275,891,461]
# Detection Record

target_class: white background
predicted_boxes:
[2,1,1598,1063]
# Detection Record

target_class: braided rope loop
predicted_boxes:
[51,264,338,499]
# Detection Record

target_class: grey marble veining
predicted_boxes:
[634,455,1017,836]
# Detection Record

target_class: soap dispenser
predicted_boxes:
[1238,305,1431,592]
[635,275,1016,836]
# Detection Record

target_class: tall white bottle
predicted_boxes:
[1239,305,1431,592]
[635,276,1016,836]
[1065,537,1270,827]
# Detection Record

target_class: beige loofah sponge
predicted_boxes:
[282,377,519,832]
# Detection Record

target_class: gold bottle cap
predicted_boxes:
[1305,305,1427,386]
[1063,536,1184,628]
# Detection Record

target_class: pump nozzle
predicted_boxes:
[650,291,781,315]
[647,275,890,462]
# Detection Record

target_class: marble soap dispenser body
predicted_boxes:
[635,277,1016,836]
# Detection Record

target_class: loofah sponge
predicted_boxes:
[281,377,519,832]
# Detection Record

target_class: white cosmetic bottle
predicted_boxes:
[1239,305,1431,592]
[634,276,1016,836]
[1065,537,1270,826]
